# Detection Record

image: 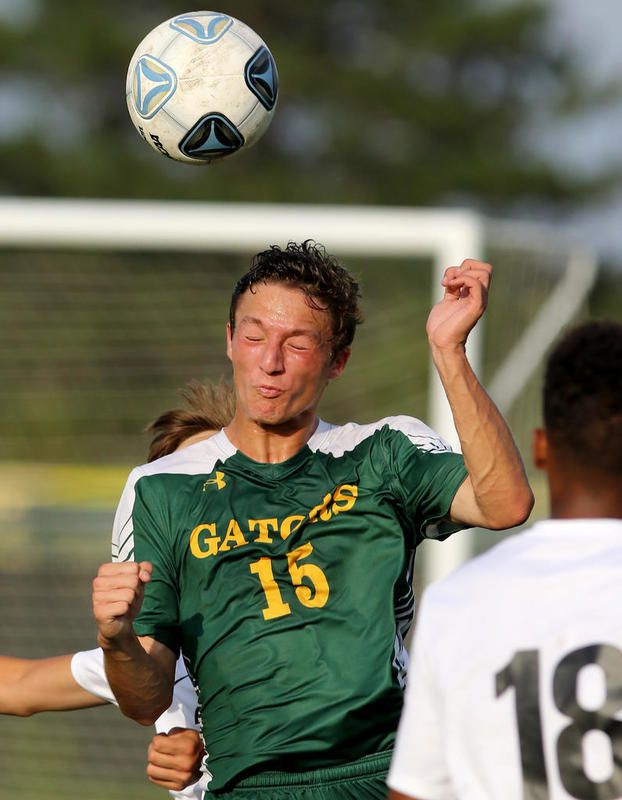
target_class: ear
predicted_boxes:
[226,322,233,362]
[328,347,351,380]
[532,428,548,471]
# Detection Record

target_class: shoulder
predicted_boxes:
[128,430,237,490]
[310,416,453,457]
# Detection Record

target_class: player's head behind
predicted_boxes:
[228,240,363,363]
[147,379,235,462]
[539,319,622,484]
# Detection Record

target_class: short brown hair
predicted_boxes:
[146,380,235,462]
[229,240,363,359]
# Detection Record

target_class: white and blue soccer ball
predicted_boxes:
[126,11,278,164]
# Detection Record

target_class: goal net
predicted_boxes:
[0,198,597,799]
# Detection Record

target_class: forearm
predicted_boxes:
[99,632,173,726]
[0,656,38,716]
[0,655,106,716]
[432,344,533,528]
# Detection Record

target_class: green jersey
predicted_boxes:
[112,416,467,792]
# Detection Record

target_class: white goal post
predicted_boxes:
[0,197,597,584]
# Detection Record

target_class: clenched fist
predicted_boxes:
[147,727,205,791]
[92,561,153,646]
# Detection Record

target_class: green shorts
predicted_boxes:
[209,750,392,800]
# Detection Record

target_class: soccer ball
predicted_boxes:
[126,11,278,164]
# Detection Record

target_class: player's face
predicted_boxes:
[227,281,349,428]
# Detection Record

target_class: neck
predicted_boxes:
[225,411,320,463]
[548,472,622,520]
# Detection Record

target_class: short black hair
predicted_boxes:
[229,240,362,359]
[544,319,622,473]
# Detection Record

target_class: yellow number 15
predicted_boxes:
[249,542,330,621]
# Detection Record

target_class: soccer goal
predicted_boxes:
[0,197,597,576]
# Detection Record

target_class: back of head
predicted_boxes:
[228,240,362,359]
[544,320,622,477]
[146,380,236,462]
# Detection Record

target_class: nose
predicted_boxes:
[260,339,284,374]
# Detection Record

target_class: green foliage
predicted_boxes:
[0,0,619,207]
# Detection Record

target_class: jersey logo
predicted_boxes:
[203,471,226,491]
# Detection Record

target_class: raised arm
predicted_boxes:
[93,560,176,725]
[0,654,106,716]
[426,259,533,530]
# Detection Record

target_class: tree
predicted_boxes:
[0,0,619,210]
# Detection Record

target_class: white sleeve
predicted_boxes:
[70,648,117,706]
[387,594,455,800]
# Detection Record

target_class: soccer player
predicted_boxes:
[0,379,234,798]
[93,242,534,799]
[387,319,622,800]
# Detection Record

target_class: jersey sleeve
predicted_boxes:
[384,418,468,540]
[111,467,143,563]
[387,591,456,800]
[70,648,116,706]
[130,475,182,656]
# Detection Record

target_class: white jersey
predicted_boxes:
[388,519,622,800]
[71,648,210,799]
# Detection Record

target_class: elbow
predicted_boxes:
[122,709,163,727]
[9,707,36,718]
[136,714,162,727]
[2,695,37,717]
[119,698,171,727]
[486,486,535,530]
[512,485,536,526]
